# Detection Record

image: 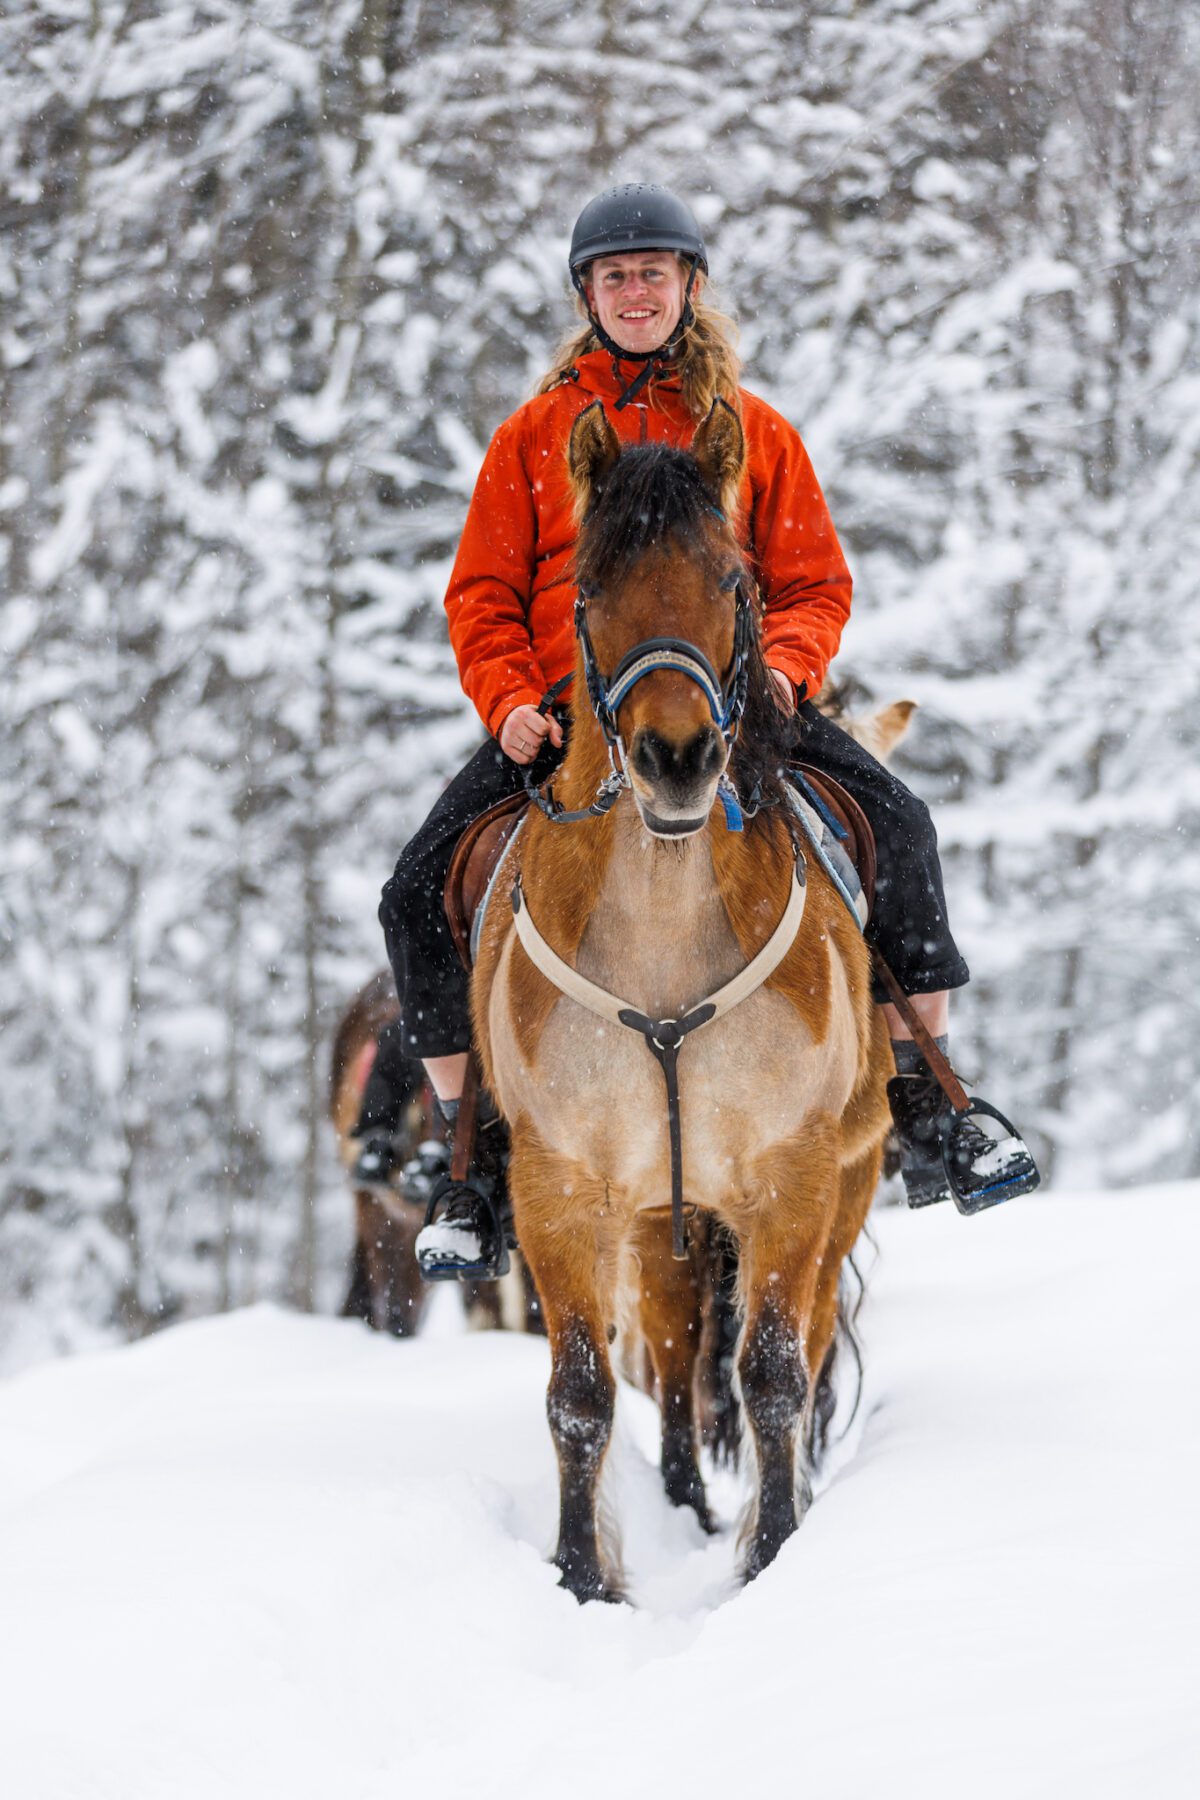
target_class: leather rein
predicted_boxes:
[515,581,806,1259]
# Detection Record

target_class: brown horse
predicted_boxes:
[331,974,437,1337]
[331,974,543,1336]
[472,399,893,1601]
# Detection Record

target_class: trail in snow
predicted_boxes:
[1,1186,1197,1800]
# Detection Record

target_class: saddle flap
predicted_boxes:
[790,764,877,915]
[444,791,530,970]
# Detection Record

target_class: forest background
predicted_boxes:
[2,0,1197,1371]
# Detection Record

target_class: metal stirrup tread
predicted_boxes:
[418,1176,511,1282]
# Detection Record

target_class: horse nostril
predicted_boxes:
[632,729,671,784]
[632,727,723,790]
[694,730,723,781]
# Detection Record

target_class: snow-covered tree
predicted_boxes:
[2,0,1196,1368]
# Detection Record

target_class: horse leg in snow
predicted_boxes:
[509,1131,622,1604]
[632,1212,714,1534]
[736,1124,843,1582]
[695,1218,743,1466]
[341,1228,374,1324]
[358,1193,427,1337]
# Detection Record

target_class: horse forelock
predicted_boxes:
[574,442,729,594]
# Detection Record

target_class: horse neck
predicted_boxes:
[556,701,751,1010]
[528,663,793,1011]
[590,800,756,1018]
[521,698,731,1008]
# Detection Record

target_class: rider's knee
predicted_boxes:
[378,848,423,942]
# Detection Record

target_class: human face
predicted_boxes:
[585,251,698,356]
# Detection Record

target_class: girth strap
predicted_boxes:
[510,857,807,1257]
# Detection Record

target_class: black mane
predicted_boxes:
[575,442,720,593]
[575,442,799,824]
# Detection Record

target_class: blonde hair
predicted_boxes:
[535,262,742,420]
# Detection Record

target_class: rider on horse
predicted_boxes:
[352,184,1039,1277]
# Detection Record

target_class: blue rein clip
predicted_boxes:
[717,775,744,833]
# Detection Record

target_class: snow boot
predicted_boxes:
[397,1136,451,1208]
[350,1132,402,1191]
[415,1102,512,1282]
[888,1039,1041,1214]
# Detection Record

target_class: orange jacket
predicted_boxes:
[444,350,852,738]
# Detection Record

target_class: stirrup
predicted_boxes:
[943,1098,1041,1214]
[416,1176,511,1284]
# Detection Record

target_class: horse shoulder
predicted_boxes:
[472,811,614,1074]
[710,816,878,1048]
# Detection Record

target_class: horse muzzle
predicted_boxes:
[628,723,725,838]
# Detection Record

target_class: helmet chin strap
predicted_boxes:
[571,256,700,411]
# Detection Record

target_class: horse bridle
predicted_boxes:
[524,576,755,829]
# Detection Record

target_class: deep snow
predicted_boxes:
[1,1185,1197,1800]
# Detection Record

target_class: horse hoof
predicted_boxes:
[741,1516,801,1585]
[663,1464,717,1534]
[666,1485,717,1535]
[554,1561,625,1606]
[561,1575,625,1606]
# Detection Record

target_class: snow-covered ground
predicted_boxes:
[1,1185,1197,1800]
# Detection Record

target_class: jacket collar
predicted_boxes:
[566,348,684,406]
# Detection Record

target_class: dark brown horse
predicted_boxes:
[331,974,542,1336]
[472,400,894,1601]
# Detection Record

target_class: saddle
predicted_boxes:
[790,762,877,915]
[443,770,876,972]
[444,791,530,971]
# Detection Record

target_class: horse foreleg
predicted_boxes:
[509,1129,622,1604]
[360,1196,426,1338]
[735,1129,839,1582]
[631,1212,714,1534]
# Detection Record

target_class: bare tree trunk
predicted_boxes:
[109,861,151,1336]
[290,798,323,1312]
[218,822,246,1315]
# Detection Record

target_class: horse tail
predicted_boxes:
[696,1215,743,1468]
[810,1226,873,1467]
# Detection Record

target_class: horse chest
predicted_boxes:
[489,859,856,1211]
[574,858,741,1019]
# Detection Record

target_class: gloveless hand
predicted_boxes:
[499,703,565,765]
[766,666,795,713]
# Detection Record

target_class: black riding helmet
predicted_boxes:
[568,183,708,275]
[567,183,708,409]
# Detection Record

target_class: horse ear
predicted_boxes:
[859,698,918,762]
[691,397,745,518]
[568,401,621,516]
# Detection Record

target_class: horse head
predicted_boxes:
[568,399,754,838]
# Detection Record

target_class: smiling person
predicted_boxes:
[355,184,1038,1280]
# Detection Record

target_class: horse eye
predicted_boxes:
[718,569,741,591]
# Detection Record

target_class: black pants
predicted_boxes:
[355,1018,426,1135]
[379,705,969,1060]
